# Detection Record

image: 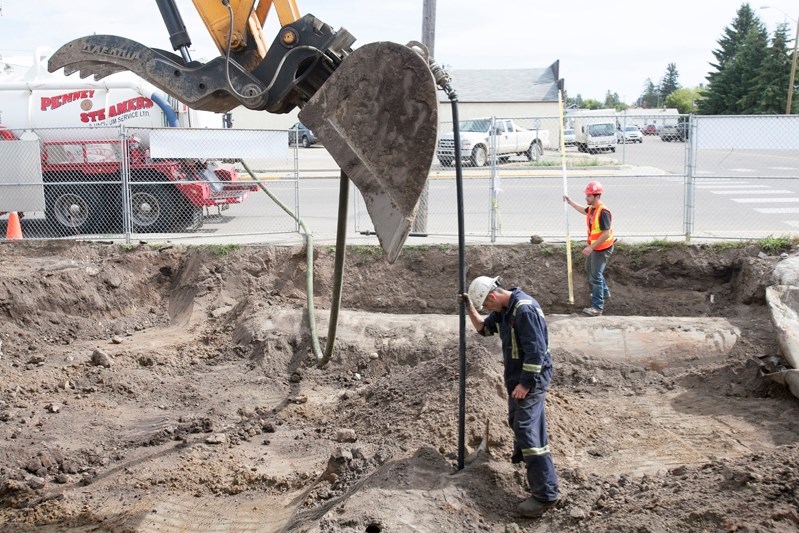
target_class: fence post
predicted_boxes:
[683,115,696,243]
[490,116,498,242]
[119,125,132,243]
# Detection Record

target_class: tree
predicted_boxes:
[580,98,603,110]
[664,87,703,114]
[603,91,622,109]
[566,94,584,108]
[699,3,767,115]
[659,63,680,100]
[639,78,660,108]
[743,23,793,114]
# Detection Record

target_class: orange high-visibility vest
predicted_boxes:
[586,203,614,251]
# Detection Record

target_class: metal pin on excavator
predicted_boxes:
[47,0,439,262]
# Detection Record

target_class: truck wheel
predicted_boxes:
[130,185,203,233]
[302,136,311,148]
[526,142,543,161]
[130,183,178,233]
[470,146,487,167]
[44,184,104,236]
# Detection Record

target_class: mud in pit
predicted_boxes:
[0,240,798,533]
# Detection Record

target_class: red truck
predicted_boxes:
[0,63,257,235]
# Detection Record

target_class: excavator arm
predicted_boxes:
[48,0,442,261]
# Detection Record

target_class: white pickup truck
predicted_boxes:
[437,118,549,167]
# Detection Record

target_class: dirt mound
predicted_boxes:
[0,240,797,532]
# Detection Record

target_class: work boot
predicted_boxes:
[582,307,602,317]
[517,496,559,518]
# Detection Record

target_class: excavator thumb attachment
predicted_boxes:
[299,42,438,263]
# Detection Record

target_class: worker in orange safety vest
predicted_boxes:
[564,180,615,316]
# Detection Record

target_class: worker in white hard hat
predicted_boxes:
[462,276,560,518]
[564,180,615,316]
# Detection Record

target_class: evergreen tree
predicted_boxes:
[660,63,681,100]
[604,91,621,108]
[639,78,660,108]
[699,3,765,115]
[745,23,793,114]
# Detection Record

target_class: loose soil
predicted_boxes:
[0,240,797,533]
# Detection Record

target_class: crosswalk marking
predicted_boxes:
[754,207,799,214]
[710,189,793,195]
[731,198,799,203]
[697,180,799,228]
[696,184,770,189]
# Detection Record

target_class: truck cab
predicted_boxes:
[437,118,548,167]
[573,120,617,153]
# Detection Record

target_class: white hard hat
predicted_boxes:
[468,276,499,310]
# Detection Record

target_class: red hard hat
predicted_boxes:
[584,181,603,195]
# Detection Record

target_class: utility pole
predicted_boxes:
[760,6,798,114]
[787,15,798,114]
[422,0,436,57]
[412,0,436,234]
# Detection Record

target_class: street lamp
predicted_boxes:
[761,5,799,114]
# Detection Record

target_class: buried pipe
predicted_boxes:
[239,160,323,362]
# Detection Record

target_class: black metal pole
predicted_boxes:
[450,93,467,471]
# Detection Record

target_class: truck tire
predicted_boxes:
[470,145,487,167]
[44,183,106,236]
[526,142,543,161]
[302,136,311,148]
[129,185,201,233]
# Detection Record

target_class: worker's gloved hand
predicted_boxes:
[459,293,473,309]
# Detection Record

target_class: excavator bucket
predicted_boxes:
[299,42,438,263]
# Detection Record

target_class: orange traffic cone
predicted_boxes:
[5,211,22,240]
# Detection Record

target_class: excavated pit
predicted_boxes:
[0,240,797,533]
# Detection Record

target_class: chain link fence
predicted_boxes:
[353,114,799,242]
[2,115,799,244]
[0,126,301,242]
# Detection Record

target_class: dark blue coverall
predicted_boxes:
[480,288,560,503]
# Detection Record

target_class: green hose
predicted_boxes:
[239,160,323,362]
[319,171,349,367]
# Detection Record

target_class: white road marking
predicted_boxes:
[731,198,799,203]
[710,190,793,194]
[696,184,769,188]
[754,207,799,214]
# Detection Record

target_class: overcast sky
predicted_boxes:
[1,1,796,103]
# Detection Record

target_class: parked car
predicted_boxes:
[617,125,643,144]
[641,124,658,136]
[288,122,318,148]
[563,128,576,146]
[659,122,689,142]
